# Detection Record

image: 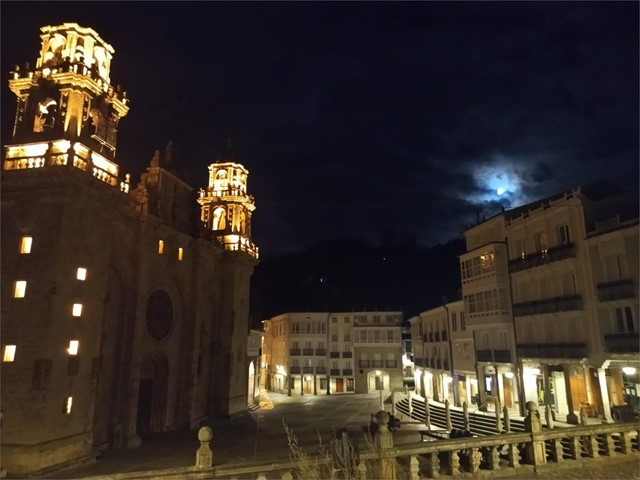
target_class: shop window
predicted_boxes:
[178,248,184,261]
[65,396,73,414]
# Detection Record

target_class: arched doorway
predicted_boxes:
[248,361,256,404]
[136,351,169,435]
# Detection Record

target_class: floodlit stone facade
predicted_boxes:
[1,23,258,476]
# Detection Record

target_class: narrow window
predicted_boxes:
[65,396,73,414]
[76,267,87,281]
[72,303,83,317]
[158,240,164,254]
[178,248,184,261]
[67,340,79,355]
[3,345,16,362]
[20,236,33,254]
[625,307,635,332]
[13,280,27,298]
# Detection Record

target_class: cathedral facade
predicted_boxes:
[1,23,258,476]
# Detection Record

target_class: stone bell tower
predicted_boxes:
[4,23,129,188]
[197,142,259,259]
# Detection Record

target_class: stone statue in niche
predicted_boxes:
[34,98,57,132]
[212,207,226,231]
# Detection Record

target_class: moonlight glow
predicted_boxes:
[496,187,506,196]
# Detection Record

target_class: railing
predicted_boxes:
[96,409,640,480]
[517,342,588,359]
[342,351,353,358]
[315,367,326,374]
[513,294,582,317]
[302,366,313,374]
[442,359,450,371]
[597,278,635,301]
[289,366,301,374]
[477,349,493,362]
[302,348,314,356]
[372,360,384,368]
[509,242,577,272]
[290,348,300,356]
[604,332,640,353]
[494,349,512,363]
[386,360,397,368]
[315,348,326,356]
[330,369,340,376]
[330,351,340,358]
[342,369,353,376]
[359,360,370,368]
[429,332,434,342]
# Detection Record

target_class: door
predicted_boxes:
[136,379,153,435]
[336,378,344,393]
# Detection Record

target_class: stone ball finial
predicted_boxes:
[374,410,390,425]
[525,401,538,413]
[198,426,213,442]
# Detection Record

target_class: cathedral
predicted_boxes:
[1,23,258,476]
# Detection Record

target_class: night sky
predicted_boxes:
[2,2,638,255]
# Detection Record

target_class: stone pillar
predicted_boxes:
[195,427,213,468]
[462,401,469,431]
[523,401,546,466]
[326,375,331,395]
[373,410,396,479]
[545,404,554,429]
[476,364,487,411]
[287,376,292,397]
[495,399,502,433]
[433,373,440,402]
[562,365,579,424]
[313,374,317,396]
[542,365,553,406]
[597,367,613,423]
[445,399,452,431]
[453,374,461,406]
[300,375,304,396]
[503,406,511,433]
[425,396,431,431]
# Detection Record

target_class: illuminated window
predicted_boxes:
[72,303,83,317]
[3,345,16,362]
[65,396,73,414]
[67,340,79,355]
[20,236,33,254]
[178,248,184,261]
[76,267,87,281]
[158,240,164,254]
[13,280,27,298]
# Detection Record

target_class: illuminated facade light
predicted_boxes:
[13,280,27,298]
[3,345,17,362]
[158,240,164,254]
[67,340,79,355]
[76,267,87,281]
[525,367,541,376]
[375,370,382,376]
[65,396,73,414]
[622,366,637,375]
[72,303,83,317]
[178,248,183,261]
[20,236,33,254]
[504,371,514,379]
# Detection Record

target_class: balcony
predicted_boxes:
[302,348,314,356]
[509,242,576,273]
[290,348,300,356]
[477,349,493,362]
[359,360,370,368]
[290,366,301,374]
[342,351,352,358]
[386,360,397,368]
[597,279,635,302]
[330,351,340,358]
[436,358,442,370]
[513,294,582,317]
[434,331,440,342]
[316,367,327,374]
[442,359,450,370]
[441,330,447,341]
[330,369,340,376]
[603,332,640,353]
[494,349,512,363]
[517,342,588,359]
[372,360,384,368]
[315,348,326,356]
[414,357,424,367]
[429,332,433,342]
[343,369,353,376]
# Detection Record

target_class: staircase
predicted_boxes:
[395,397,526,436]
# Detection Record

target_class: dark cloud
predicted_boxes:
[2,2,637,254]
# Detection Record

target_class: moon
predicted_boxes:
[496,187,506,196]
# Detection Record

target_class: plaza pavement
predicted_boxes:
[41,391,639,479]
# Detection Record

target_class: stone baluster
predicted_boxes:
[195,426,213,468]
[281,471,293,480]
[620,431,633,454]
[507,442,520,468]
[425,396,431,431]
[602,433,616,456]
[588,433,600,459]
[550,438,564,463]
[568,435,581,460]
[495,400,502,433]
[445,399,452,432]
[358,460,367,478]
[257,474,267,480]
[469,447,482,473]
[409,455,420,480]
[374,410,396,479]
[463,402,469,431]
[579,407,588,426]
[426,452,440,478]
[524,401,546,466]
[488,445,501,471]
[448,450,461,477]
[503,406,511,433]
[545,404,554,429]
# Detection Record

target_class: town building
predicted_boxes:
[1,23,258,476]
[261,311,404,395]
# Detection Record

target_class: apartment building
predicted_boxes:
[262,311,404,395]
[459,180,638,422]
